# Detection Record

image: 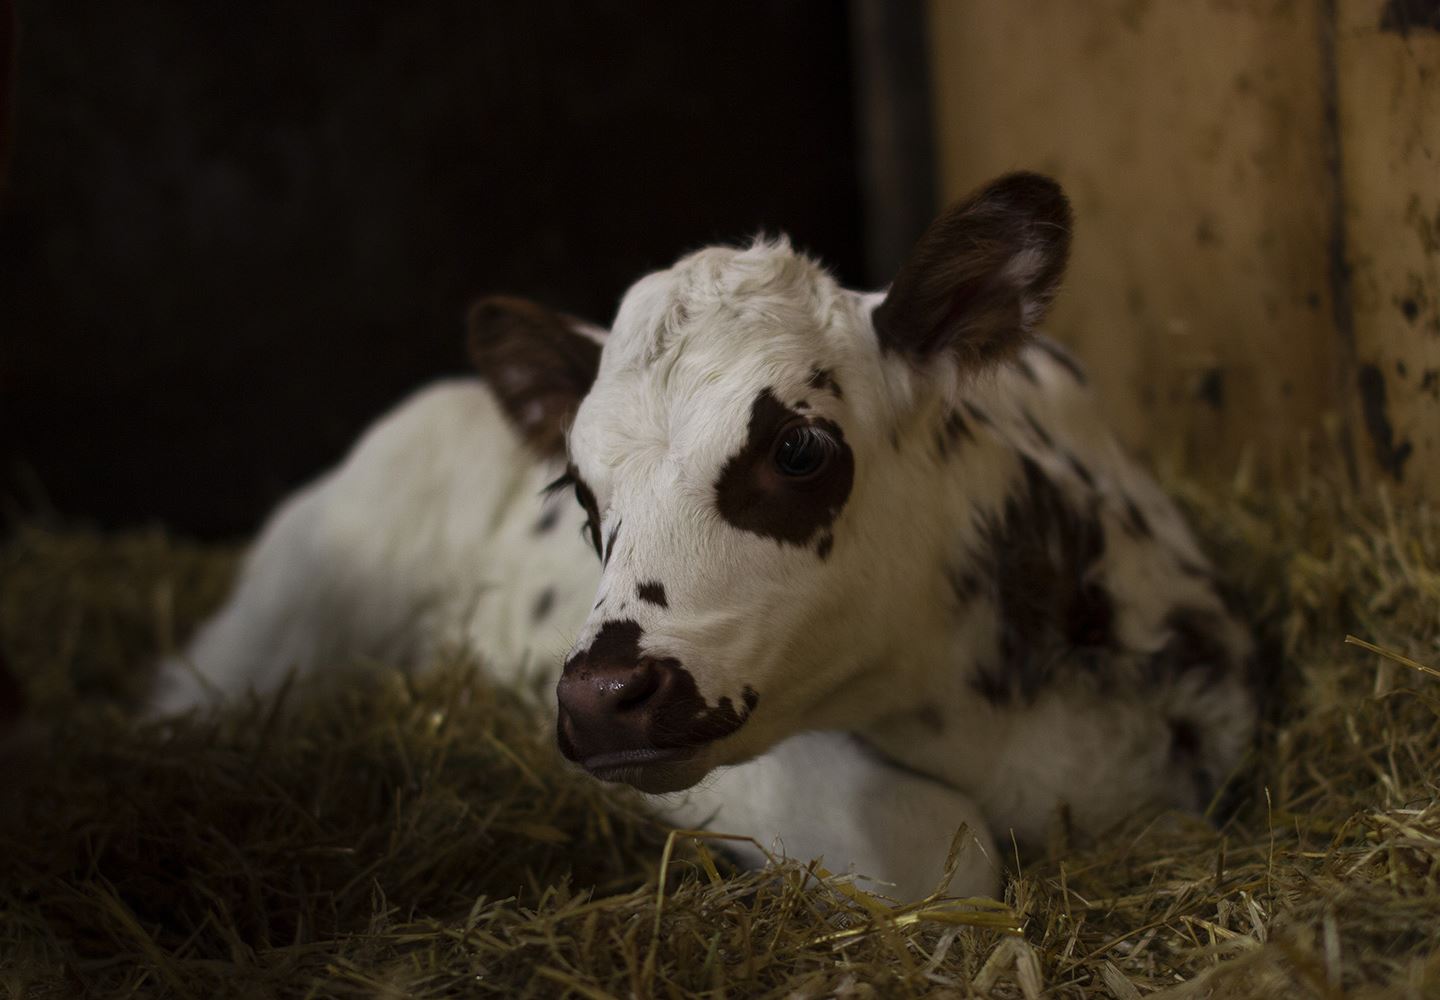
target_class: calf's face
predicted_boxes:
[471,173,1071,793]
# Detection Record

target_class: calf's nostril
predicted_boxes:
[615,661,661,711]
[558,659,669,722]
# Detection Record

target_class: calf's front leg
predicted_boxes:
[649,730,1000,903]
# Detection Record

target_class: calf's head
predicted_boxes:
[471,173,1071,793]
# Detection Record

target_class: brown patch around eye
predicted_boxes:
[714,388,854,548]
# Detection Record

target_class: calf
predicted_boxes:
[153,173,1256,900]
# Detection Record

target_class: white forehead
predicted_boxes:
[570,238,862,475]
[606,237,850,372]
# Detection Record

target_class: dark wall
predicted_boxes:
[0,1,863,538]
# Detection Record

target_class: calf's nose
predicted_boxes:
[559,658,663,719]
[556,657,677,761]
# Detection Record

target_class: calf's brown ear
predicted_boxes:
[873,172,1071,370]
[467,296,603,460]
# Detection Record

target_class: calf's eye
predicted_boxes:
[772,424,834,479]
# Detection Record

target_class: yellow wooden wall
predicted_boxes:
[927,0,1438,497]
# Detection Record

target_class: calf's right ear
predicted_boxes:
[467,296,603,460]
[873,172,1072,371]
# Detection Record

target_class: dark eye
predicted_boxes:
[772,424,834,479]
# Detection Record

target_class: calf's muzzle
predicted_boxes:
[556,618,759,793]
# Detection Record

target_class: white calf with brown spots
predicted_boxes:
[154,173,1256,901]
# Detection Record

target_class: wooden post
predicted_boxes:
[1334,0,1440,495]
[926,1,1347,481]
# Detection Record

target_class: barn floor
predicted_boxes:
[1,460,1438,999]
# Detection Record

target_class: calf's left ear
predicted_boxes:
[467,296,603,460]
[873,172,1071,370]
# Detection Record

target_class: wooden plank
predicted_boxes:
[1334,0,1440,496]
[926,0,1343,477]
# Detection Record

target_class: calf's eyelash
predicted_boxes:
[541,471,576,498]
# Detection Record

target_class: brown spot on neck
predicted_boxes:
[636,581,668,608]
[970,457,1114,704]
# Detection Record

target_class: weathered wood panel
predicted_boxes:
[927,0,1345,478]
[1336,0,1440,495]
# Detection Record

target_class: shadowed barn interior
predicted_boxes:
[0,1,867,536]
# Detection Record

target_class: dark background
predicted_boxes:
[0,2,912,538]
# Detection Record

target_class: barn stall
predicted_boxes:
[1,1,1438,996]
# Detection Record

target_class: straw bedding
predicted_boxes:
[1,464,1437,998]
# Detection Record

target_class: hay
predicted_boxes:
[1,466,1437,999]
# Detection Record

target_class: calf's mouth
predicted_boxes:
[577,746,711,795]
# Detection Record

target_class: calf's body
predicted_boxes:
[152,378,1000,899]
[155,174,1256,900]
